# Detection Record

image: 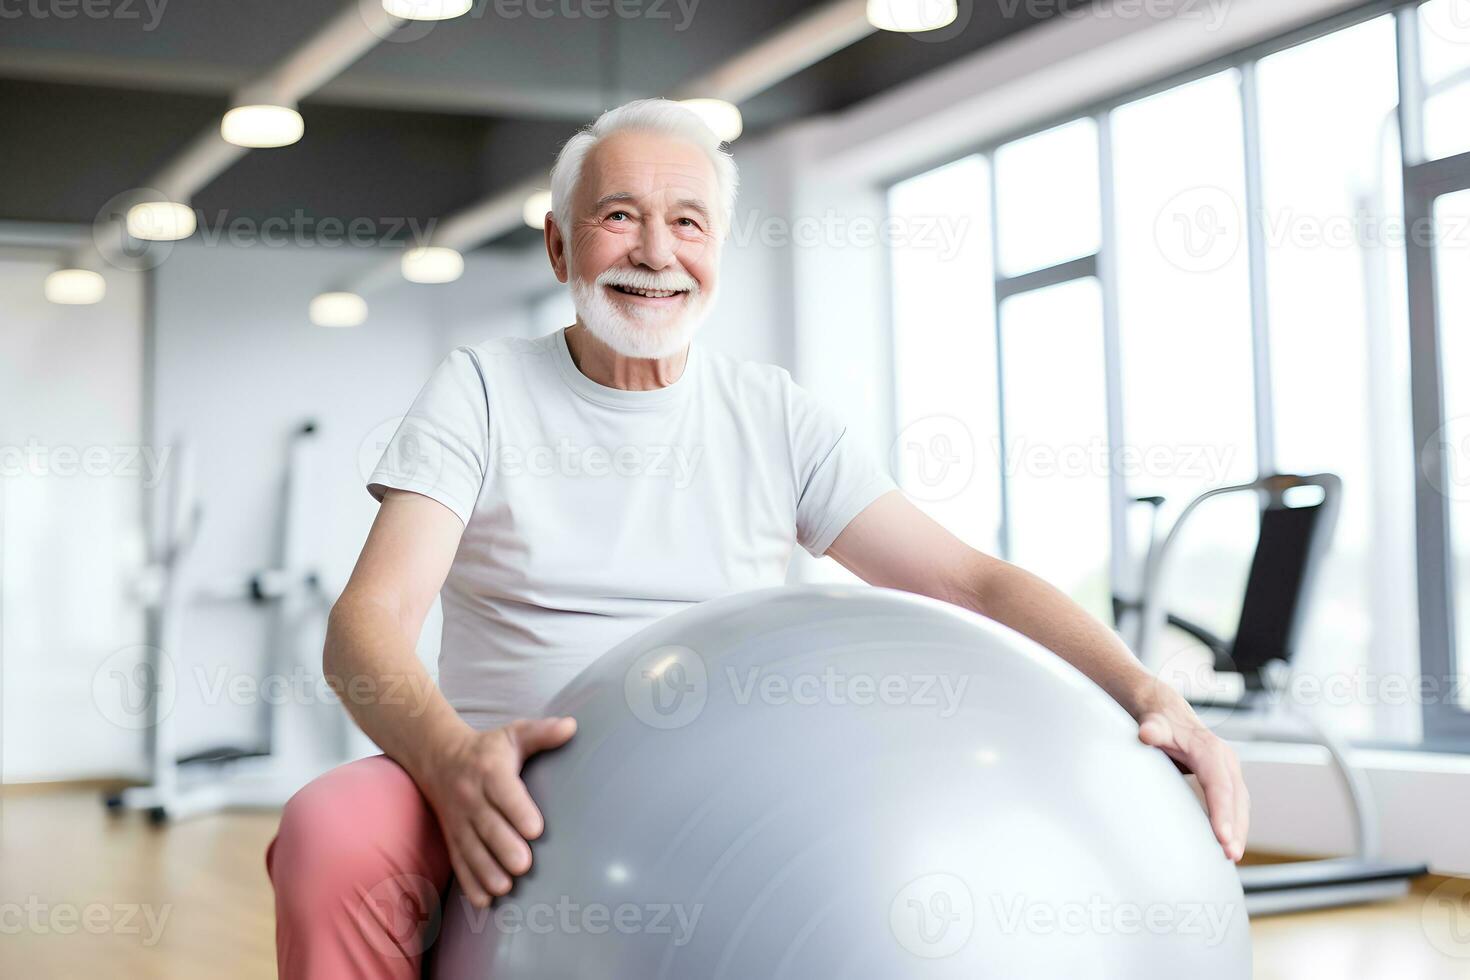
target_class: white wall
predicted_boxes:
[1,242,147,781]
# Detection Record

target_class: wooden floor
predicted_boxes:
[3,787,1469,978]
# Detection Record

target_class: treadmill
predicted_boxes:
[1120,473,1429,916]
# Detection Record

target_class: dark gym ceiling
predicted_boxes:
[0,0,1076,247]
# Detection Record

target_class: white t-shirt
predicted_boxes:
[368,327,894,730]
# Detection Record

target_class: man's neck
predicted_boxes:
[563,322,689,391]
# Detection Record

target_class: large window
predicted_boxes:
[1418,0,1470,161]
[888,156,1002,556]
[998,278,1112,619]
[1255,16,1419,739]
[1111,71,1259,650]
[993,119,1101,276]
[1434,187,1470,711]
[887,1,1470,745]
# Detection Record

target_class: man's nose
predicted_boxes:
[629,219,676,270]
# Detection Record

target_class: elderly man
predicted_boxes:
[267,99,1248,979]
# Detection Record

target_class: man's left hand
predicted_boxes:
[1132,680,1249,862]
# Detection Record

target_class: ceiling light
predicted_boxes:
[126,201,197,241]
[44,268,106,305]
[866,0,958,32]
[523,189,554,230]
[679,99,743,142]
[309,291,369,327]
[401,246,464,284]
[381,0,472,20]
[221,104,305,148]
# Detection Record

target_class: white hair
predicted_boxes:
[549,98,739,238]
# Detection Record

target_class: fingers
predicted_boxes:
[506,716,578,759]
[455,828,513,902]
[1230,753,1251,860]
[1190,740,1241,862]
[448,834,510,910]
[473,803,534,877]
[1137,713,1173,748]
[1136,708,1248,862]
[486,765,547,841]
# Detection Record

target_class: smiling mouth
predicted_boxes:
[607,283,689,300]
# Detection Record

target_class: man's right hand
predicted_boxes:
[418,716,579,909]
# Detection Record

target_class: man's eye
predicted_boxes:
[608,211,629,221]
[677,217,698,228]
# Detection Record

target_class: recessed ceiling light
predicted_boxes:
[309,291,369,327]
[221,104,305,148]
[44,268,106,305]
[679,99,743,142]
[866,0,958,32]
[523,190,554,230]
[126,201,197,241]
[402,246,464,284]
[381,0,473,20]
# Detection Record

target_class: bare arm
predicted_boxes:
[325,489,471,772]
[827,490,1248,862]
[326,489,576,907]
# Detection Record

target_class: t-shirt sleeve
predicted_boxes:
[788,378,898,558]
[367,347,489,526]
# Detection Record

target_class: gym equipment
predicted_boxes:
[104,420,343,823]
[431,585,1251,979]
[1123,473,1427,915]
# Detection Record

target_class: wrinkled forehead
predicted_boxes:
[577,132,719,215]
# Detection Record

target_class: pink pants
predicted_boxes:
[266,755,451,980]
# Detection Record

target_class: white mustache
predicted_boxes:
[596,268,699,294]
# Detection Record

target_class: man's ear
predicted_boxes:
[545,215,570,284]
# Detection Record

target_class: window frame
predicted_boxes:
[883,0,1470,749]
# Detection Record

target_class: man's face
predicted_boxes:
[549,129,722,359]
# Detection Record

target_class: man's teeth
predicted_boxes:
[613,284,683,298]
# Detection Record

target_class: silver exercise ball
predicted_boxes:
[431,585,1251,979]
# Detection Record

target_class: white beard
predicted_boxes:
[569,267,715,360]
